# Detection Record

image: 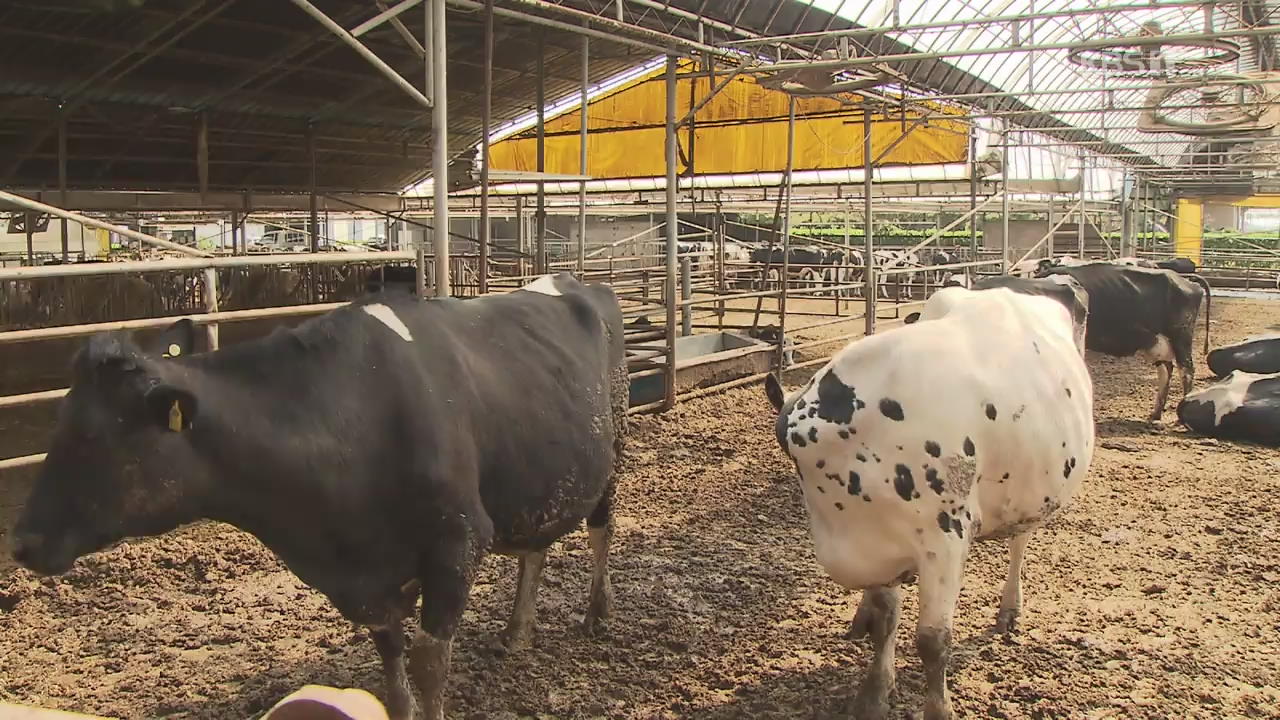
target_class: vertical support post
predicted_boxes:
[202,267,220,351]
[231,210,239,255]
[778,96,796,372]
[515,196,526,277]
[431,0,450,296]
[1119,171,1131,259]
[479,0,493,294]
[1077,151,1086,257]
[307,124,319,253]
[1046,197,1055,259]
[968,126,978,249]
[197,110,210,201]
[713,201,725,330]
[862,106,875,336]
[577,34,589,275]
[535,30,547,275]
[24,212,34,264]
[58,106,69,261]
[680,256,692,336]
[663,55,678,410]
[1001,123,1011,273]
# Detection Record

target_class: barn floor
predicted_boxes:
[2,299,1279,720]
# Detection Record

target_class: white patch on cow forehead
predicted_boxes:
[362,303,414,342]
[523,275,562,296]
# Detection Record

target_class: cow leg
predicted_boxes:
[995,532,1031,634]
[916,546,965,720]
[583,491,615,635]
[502,550,546,651]
[371,625,417,720]
[851,585,901,720]
[409,534,485,720]
[1149,361,1174,421]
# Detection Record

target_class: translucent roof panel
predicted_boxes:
[806,0,1280,188]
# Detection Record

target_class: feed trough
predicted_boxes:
[629,331,774,407]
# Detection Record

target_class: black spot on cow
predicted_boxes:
[834,502,844,511]
[1044,496,1051,503]
[1064,460,1073,478]
[1012,405,1026,421]
[838,429,850,439]
[1033,341,1041,355]
[893,464,915,501]
[1001,472,1010,483]
[925,440,941,458]
[862,494,871,502]
[1069,456,1077,468]
[826,473,843,486]
[816,459,826,469]
[816,372,864,424]
[807,426,818,443]
[985,403,997,420]
[926,468,943,495]
[855,452,867,462]
[879,398,905,421]
[790,432,806,448]
[817,486,826,494]
[872,453,882,463]
[807,407,818,418]
[964,510,971,521]
[847,471,862,495]
[954,521,964,539]
[796,399,807,410]
[1061,441,1066,448]
[896,445,904,451]
[1065,387,1072,398]
[963,437,975,456]
[937,511,951,533]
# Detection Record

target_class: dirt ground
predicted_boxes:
[2,298,1279,719]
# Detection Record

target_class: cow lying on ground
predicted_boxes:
[1178,370,1280,445]
[10,273,628,720]
[1036,262,1210,421]
[765,283,1094,720]
[1207,335,1280,377]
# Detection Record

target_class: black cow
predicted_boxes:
[10,272,628,720]
[365,264,418,294]
[1037,263,1210,421]
[1207,335,1280,377]
[1178,370,1280,444]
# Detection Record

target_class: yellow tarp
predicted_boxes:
[490,61,970,178]
[1174,198,1203,264]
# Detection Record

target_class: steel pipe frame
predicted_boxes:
[0,251,415,281]
[747,27,1280,74]
[1001,122,1011,272]
[722,0,1215,47]
[1014,198,1086,266]
[777,97,797,373]
[351,0,424,37]
[863,108,875,336]
[431,0,450,296]
[0,190,210,258]
[577,34,589,275]
[288,0,434,110]
[480,0,494,294]
[664,55,679,410]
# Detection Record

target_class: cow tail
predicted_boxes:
[1186,274,1212,354]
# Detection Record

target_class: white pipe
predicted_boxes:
[352,0,423,37]
[431,0,450,296]
[0,190,210,258]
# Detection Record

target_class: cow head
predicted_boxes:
[11,319,209,575]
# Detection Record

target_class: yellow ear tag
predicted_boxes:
[164,343,182,358]
[168,401,184,432]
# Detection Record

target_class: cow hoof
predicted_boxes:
[495,627,535,654]
[580,614,610,638]
[994,608,1019,635]
[851,685,893,720]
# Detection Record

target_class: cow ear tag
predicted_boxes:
[163,343,182,359]
[168,401,184,432]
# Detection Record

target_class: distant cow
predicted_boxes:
[1178,370,1280,445]
[1037,262,1211,421]
[873,249,921,299]
[925,250,958,284]
[11,273,628,720]
[1207,335,1280,377]
[765,284,1094,720]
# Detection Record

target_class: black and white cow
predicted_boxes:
[925,250,958,285]
[1036,262,1211,421]
[750,246,825,291]
[872,249,921,300]
[10,273,628,720]
[1178,370,1280,445]
[816,248,864,298]
[765,284,1094,720]
[1207,335,1280,377]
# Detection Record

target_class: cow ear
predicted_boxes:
[904,312,921,324]
[151,318,197,359]
[144,384,198,432]
[81,333,143,375]
[764,373,785,411]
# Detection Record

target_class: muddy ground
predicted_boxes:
[2,299,1279,719]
